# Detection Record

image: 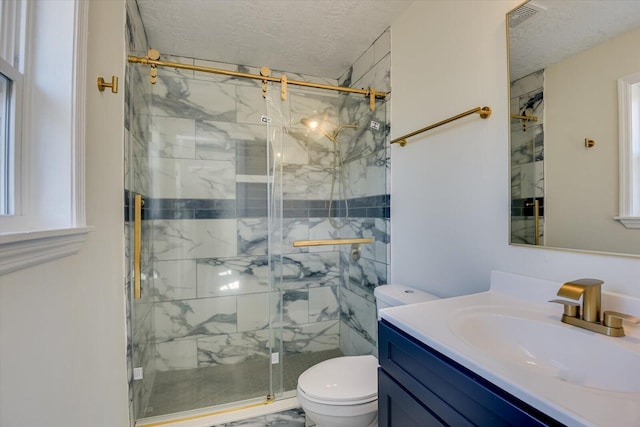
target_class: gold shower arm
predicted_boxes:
[391,106,492,147]
[293,238,373,247]
[128,53,387,110]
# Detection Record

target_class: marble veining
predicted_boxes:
[151,219,238,260]
[309,286,340,322]
[198,330,271,367]
[196,256,270,297]
[340,287,377,347]
[279,253,340,290]
[281,320,340,354]
[127,24,391,419]
[510,70,545,245]
[150,157,236,200]
[211,407,312,427]
[154,296,238,342]
[152,75,236,122]
[196,120,265,161]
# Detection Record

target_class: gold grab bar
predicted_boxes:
[391,106,492,147]
[134,194,142,299]
[128,52,387,110]
[293,238,373,248]
[511,113,538,121]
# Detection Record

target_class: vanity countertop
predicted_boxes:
[379,271,640,427]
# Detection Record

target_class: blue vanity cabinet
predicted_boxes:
[378,320,564,427]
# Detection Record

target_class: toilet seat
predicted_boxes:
[297,355,378,405]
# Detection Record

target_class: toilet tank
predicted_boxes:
[374,285,439,316]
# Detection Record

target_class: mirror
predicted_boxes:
[507,0,640,256]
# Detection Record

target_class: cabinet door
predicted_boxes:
[378,369,446,427]
[379,321,562,427]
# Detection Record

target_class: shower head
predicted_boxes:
[301,117,358,143]
[300,118,319,129]
[301,117,335,142]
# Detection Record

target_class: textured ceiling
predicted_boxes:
[135,0,414,79]
[509,0,640,80]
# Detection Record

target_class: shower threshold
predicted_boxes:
[136,394,303,427]
[142,349,343,419]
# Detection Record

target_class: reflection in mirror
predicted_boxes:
[508,0,640,256]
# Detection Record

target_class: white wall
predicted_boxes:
[0,1,129,426]
[545,28,640,254]
[390,1,640,298]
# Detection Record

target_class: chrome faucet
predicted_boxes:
[550,278,640,337]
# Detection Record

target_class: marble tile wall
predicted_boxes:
[212,407,312,427]
[336,29,392,356]
[125,9,391,419]
[510,70,545,245]
[125,0,155,423]
[142,56,371,374]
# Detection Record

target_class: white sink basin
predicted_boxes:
[379,271,640,427]
[448,306,640,393]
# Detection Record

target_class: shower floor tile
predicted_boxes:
[145,349,343,418]
[211,407,315,427]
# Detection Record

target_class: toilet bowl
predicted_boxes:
[296,284,440,427]
[297,355,379,427]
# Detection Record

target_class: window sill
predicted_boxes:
[614,217,640,229]
[0,226,94,275]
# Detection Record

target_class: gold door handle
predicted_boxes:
[134,194,142,299]
[525,199,540,245]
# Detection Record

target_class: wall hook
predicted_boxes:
[585,138,596,148]
[97,76,118,94]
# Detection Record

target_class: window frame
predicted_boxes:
[0,0,92,275]
[0,0,26,217]
[0,60,23,217]
[615,72,640,229]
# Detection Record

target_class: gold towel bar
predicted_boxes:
[391,106,492,147]
[293,238,373,247]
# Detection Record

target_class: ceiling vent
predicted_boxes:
[509,2,546,28]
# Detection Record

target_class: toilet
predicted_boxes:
[296,284,440,427]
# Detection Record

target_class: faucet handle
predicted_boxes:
[549,299,580,318]
[603,311,640,329]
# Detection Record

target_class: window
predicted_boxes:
[616,72,640,229]
[0,71,11,214]
[1,0,26,216]
[0,0,91,275]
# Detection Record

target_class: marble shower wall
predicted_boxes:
[510,70,544,245]
[141,56,377,374]
[336,29,391,357]
[125,0,155,423]
[125,13,391,419]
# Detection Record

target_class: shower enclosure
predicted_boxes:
[125,32,390,425]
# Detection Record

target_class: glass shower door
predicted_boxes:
[126,53,391,422]
[510,74,544,246]
[127,59,282,420]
